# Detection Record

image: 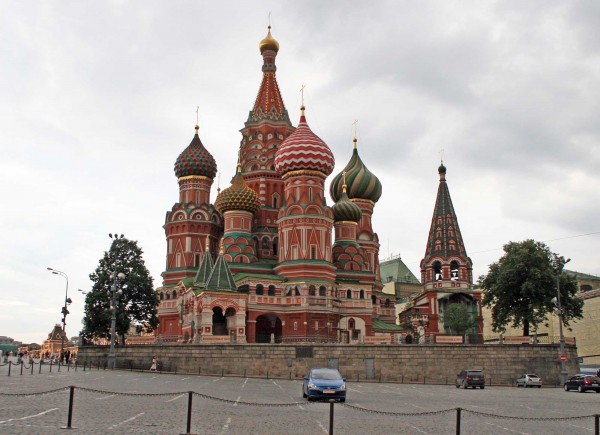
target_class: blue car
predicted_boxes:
[302,368,346,402]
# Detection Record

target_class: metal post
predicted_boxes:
[31,362,34,375]
[185,391,193,434]
[556,258,570,385]
[63,385,75,429]
[50,360,53,372]
[20,361,23,375]
[8,361,11,376]
[456,408,461,435]
[39,360,43,374]
[594,414,599,435]
[329,399,335,435]
[108,282,117,370]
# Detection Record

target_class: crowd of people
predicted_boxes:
[1,349,77,365]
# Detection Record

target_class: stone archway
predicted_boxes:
[212,307,227,335]
[255,314,283,343]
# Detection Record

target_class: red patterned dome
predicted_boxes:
[274,109,335,176]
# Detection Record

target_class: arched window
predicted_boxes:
[309,285,316,296]
[166,292,170,300]
[581,284,592,292]
[319,286,326,297]
[172,290,177,299]
[256,284,264,295]
[268,285,276,296]
[262,237,270,251]
[237,285,249,293]
[385,298,391,307]
[371,295,377,304]
[273,237,279,256]
[346,289,352,299]
[159,292,164,300]
[433,261,442,281]
[285,286,292,296]
[359,289,365,299]
[348,318,355,330]
[272,194,279,209]
[450,261,459,281]
[295,286,301,296]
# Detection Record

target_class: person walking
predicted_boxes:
[150,356,157,371]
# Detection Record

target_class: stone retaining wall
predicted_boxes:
[78,344,579,385]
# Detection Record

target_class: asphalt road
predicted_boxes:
[0,363,599,434]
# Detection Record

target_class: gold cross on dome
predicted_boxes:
[300,84,306,106]
[439,146,445,163]
[268,11,271,27]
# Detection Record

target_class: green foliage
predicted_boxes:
[81,237,158,343]
[444,303,478,336]
[480,239,582,336]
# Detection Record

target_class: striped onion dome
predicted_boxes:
[174,125,217,179]
[215,166,261,214]
[330,138,382,203]
[274,108,335,176]
[332,187,362,222]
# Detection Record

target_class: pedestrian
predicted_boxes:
[65,349,71,365]
[150,356,157,371]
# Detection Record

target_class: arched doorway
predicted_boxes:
[212,307,227,335]
[255,314,283,343]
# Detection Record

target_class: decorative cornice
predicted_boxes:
[281,169,328,180]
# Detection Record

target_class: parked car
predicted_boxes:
[564,375,600,393]
[456,369,485,389]
[302,368,346,402]
[516,374,543,388]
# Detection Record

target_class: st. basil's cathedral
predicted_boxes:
[155,27,483,344]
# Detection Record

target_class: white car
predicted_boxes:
[516,373,543,388]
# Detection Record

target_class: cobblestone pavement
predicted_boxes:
[1,362,600,434]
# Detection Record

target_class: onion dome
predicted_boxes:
[274,107,335,176]
[330,137,382,203]
[215,165,261,214]
[259,26,280,53]
[438,161,447,180]
[333,185,362,222]
[174,125,217,179]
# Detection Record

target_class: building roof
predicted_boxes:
[204,245,237,292]
[372,319,403,332]
[193,246,214,288]
[422,163,469,262]
[174,125,217,179]
[379,256,420,284]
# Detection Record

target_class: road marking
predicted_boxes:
[0,408,59,424]
[212,377,223,382]
[180,377,188,381]
[233,395,241,407]
[347,387,363,394]
[165,394,185,403]
[127,377,139,382]
[485,422,531,434]
[403,423,431,434]
[220,417,232,433]
[110,412,145,429]
[241,378,248,390]
[90,377,104,381]
[271,380,285,391]
[95,394,116,400]
[315,419,328,433]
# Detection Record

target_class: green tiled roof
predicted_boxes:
[205,253,236,292]
[379,256,420,284]
[233,273,286,283]
[193,251,214,288]
[372,319,403,332]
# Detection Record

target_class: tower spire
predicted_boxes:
[352,119,358,149]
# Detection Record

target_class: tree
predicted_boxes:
[81,236,158,344]
[443,303,478,336]
[480,239,583,336]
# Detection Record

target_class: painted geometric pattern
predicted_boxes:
[330,147,382,203]
[274,115,335,176]
[215,172,261,214]
[174,132,217,179]
[333,244,366,271]
[223,234,257,263]
[250,72,289,123]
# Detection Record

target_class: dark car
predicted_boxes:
[564,375,600,393]
[302,368,346,402]
[456,369,485,389]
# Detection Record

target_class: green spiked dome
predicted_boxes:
[332,187,362,222]
[330,138,382,203]
[174,125,218,179]
[215,166,261,214]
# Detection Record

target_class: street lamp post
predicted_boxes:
[47,268,72,363]
[108,271,126,369]
[554,257,571,385]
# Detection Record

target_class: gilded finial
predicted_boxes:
[237,149,242,173]
[342,171,347,193]
[439,146,445,164]
[205,237,210,253]
[300,84,306,115]
[219,238,224,255]
[352,120,358,149]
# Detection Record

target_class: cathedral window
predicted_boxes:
[346,289,352,299]
[309,187,313,202]
[172,290,177,299]
[294,321,298,331]
[176,253,182,268]
[348,318,355,330]
[256,284,264,295]
[448,227,454,237]
[359,290,365,299]
[319,286,326,297]
[262,237,270,251]
[450,261,459,281]
[273,237,279,256]
[309,285,316,296]
[295,286,301,296]
[166,292,170,300]
[449,241,456,251]
[371,295,377,304]
[435,242,442,251]
[272,194,279,209]
[159,292,164,300]
[268,285,276,296]
[194,253,201,268]
[433,261,443,281]
[286,286,292,296]
[311,246,316,260]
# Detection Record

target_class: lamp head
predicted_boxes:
[117,272,126,280]
[66,298,72,304]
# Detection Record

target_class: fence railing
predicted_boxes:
[0,384,598,435]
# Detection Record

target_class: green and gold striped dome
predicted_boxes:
[215,167,261,214]
[330,139,382,203]
[174,126,217,179]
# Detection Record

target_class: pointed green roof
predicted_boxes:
[205,244,237,292]
[193,249,214,288]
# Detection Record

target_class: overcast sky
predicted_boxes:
[1,1,599,344]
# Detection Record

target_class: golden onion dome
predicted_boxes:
[259,26,280,53]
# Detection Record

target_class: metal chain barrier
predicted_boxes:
[0,387,70,396]
[192,391,306,407]
[77,387,188,397]
[341,402,455,416]
[463,409,599,421]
